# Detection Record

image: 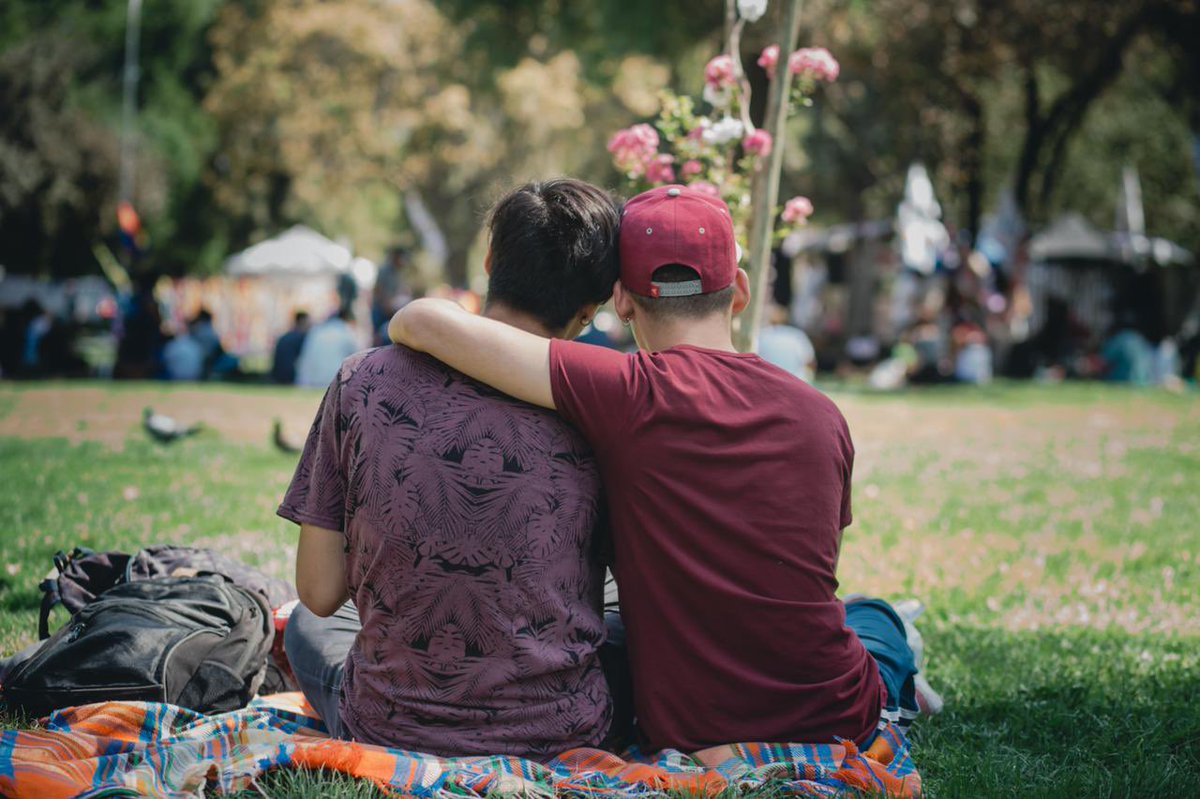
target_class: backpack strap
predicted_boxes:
[39,547,95,640]
[38,578,60,640]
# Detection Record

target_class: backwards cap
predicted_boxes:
[619,185,738,297]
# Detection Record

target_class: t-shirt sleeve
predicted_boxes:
[548,338,638,453]
[277,373,347,532]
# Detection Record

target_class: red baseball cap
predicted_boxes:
[619,184,738,298]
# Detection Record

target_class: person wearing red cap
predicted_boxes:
[388,185,924,752]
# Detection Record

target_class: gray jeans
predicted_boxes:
[283,601,359,739]
[285,601,636,750]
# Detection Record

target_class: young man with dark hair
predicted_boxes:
[389,185,926,752]
[280,178,621,758]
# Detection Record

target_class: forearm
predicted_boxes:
[295,523,349,616]
[388,299,555,408]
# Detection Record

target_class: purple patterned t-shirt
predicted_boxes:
[278,346,611,758]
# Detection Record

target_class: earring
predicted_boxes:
[622,316,631,326]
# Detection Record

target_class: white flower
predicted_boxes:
[702,82,732,109]
[702,115,745,146]
[738,0,769,23]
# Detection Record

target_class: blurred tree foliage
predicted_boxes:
[0,0,1195,279]
[0,0,226,276]
[789,0,1199,253]
[201,0,716,286]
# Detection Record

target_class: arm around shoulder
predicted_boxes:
[388,298,555,409]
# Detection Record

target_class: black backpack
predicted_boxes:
[2,576,274,717]
[37,545,296,639]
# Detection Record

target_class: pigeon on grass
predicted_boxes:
[272,418,302,454]
[142,407,205,443]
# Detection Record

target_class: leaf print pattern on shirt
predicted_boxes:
[279,346,610,758]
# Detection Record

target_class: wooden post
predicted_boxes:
[734,0,805,353]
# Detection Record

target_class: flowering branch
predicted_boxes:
[607,0,838,348]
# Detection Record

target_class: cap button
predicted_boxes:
[667,188,681,197]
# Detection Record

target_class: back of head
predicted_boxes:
[619,185,738,323]
[631,265,734,320]
[486,179,622,331]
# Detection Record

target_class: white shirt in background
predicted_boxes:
[758,324,816,383]
[295,318,361,387]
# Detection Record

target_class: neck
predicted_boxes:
[484,302,558,339]
[636,315,738,354]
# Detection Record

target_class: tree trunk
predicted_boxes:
[1014,8,1150,220]
[1014,68,1042,217]
[963,93,985,242]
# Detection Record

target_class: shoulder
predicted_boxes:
[736,352,851,430]
[344,344,468,384]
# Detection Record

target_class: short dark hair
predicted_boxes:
[631,264,734,319]
[486,179,622,331]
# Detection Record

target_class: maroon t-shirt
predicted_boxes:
[548,340,881,752]
[279,346,611,758]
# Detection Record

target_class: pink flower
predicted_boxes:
[607,124,660,176]
[645,154,676,185]
[758,45,780,79]
[681,160,704,178]
[743,129,773,157]
[704,54,738,89]
[689,181,721,197]
[781,195,814,225]
[788,47,840,82]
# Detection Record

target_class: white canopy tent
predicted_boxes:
[224,225,376,289]
[1030,213,1115,263]
[1031,213,1194,268]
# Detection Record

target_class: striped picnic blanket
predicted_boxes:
[0,694,921,798]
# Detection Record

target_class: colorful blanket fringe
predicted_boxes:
[0,694,921,798]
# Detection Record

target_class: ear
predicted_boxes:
[484,250,493,276]
[612,280,636,322]
[577,302,601,328]
[731,268,751,315]
[557,302,602,340]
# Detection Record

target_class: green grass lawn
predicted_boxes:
[0,381,1197,798]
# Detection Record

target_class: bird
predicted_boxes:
[142,408,204,443]
[272,418,302,454]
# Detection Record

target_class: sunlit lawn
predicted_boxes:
[0,380,1197,798]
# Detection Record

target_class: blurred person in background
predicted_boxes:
[952,323,993,384]
[271,311,311,385]
[295,308,360,387]
[190,309,221,366]
[3,299,85,378]
[162,322,205,382]
[114,274,164,380]
[189,308,244,379]
[1101,312,1155,385]
[758,304,815,382]
[21,299,52,373]
[0,306,12,378]
[371,247,414,343]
